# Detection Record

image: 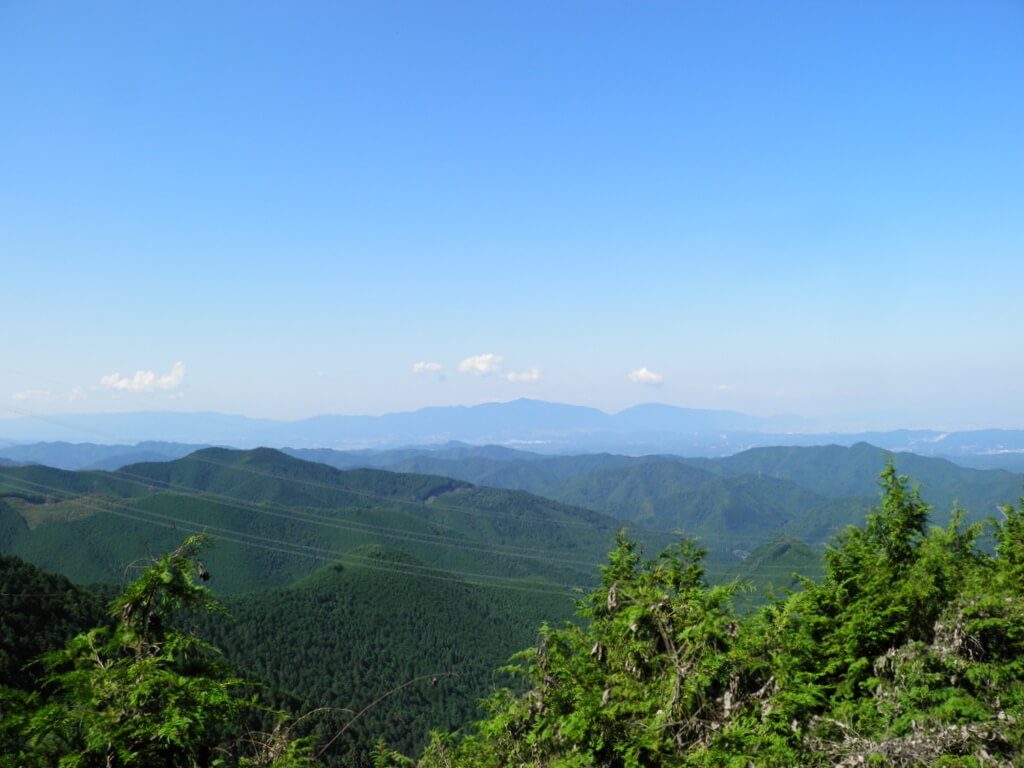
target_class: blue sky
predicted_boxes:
[2,1,1022,428]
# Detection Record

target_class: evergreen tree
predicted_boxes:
[0,535,313,768]
[377,463,1024,767]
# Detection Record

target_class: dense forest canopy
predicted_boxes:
[379,463,1024,767]
[1,461,1022,766]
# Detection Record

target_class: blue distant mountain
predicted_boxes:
[0,399,1022,462]
[0,399,795,448]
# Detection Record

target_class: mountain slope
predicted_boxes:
[727,536,824,612]
[685,442,1024,518]
[541,462,841,550]
[0,449,654,594]
[0,554,106,689]
[201,546,576,766]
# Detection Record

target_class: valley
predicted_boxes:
[3,439,1021,765]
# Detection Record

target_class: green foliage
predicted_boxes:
[4,454,1024,766]
[0,553,105,690]
[995,497,1024,586]
[199,546,576,767]
[726,536,823,614]
[0,449,645,593]
[388,464,1024,767]
[0,535,314,768]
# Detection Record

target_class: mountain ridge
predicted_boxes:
[4,400,1024,457]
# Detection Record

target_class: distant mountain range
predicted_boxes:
[0,447,652,593]
[288,441,1024,543]
[0,440,207,471]
[3,441,1019,589]
[3,399,1024,462]
[0,400,800,449]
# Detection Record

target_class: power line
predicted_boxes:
[0,474,583,596]
[99,464,611,566]
[1,467,616,570]
[0,465,833,576]
[0,401,853,547]
[111,449,840,546]
[0,474,822,580]
[0,403,848,562]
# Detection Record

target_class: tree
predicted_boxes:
[381,464,1024,767]
[0,536,313,768]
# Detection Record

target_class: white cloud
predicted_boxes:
[715,384,736,392]
[628,367,664,385]
[412,361,443,375]
[68,386,87,402]
[11,389,51,401]
[506,367,541,384]
[101,361,186,393]
[458,353,504,377]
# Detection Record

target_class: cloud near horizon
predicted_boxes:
[629,367,664,385]
[11,389,51,402]
[458,353,504,376]
[506,367,541,384]
[412,361,443,374]
[100,361,186,393]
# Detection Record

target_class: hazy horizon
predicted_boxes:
[4,396,1024,437]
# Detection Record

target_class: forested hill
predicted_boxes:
[0,553,106,689]
[284,446,676,493]
[3,466,1022,767]
[200,545,574,766]
[684,441,1024,509]
[286,441,1023,516]
[5,443,1015,602]
[288,442,1023,545]
[379,467,1024,767]
[545,462,842,548]
[0,448,659,594]
[120,447,476,508]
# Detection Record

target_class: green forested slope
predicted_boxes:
[390,454,662,495]
[295,443,1022,557]
[382,467,1024,768]
[0,554,106,689]
[284,447,669,496]
[0,449,650,593]
[201,546,576,767]
[119,447,473,508]
[3,465,1022,767]
[685,441,1024,513]
[541,463,835,547]
[727,535,824,613]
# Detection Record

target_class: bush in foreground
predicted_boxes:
[378,462,1024,767]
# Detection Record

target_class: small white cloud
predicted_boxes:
[412,361,443,375]
[68,386,87,403]
[101,361,186,393]
[715,384,735,392]
[506,367,541,384]
[458,353,504,377]
[11,389,51,401]
[168,391,185,400]
[628,367,664,385]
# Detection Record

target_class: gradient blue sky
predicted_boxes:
[2,1,1022,428]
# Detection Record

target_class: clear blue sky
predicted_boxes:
[2,1,1022,428]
